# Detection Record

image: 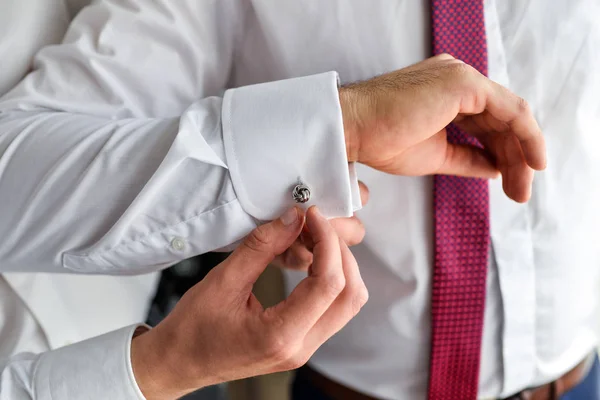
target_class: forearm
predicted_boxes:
[0,73,359,275]
[0,101,252,274]
[0,0,362,275]
[130,328,195,400]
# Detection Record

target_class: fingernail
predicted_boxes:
[281,207,299,226]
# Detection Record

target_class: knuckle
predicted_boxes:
[292,247,313,265]
[449,61,472,77]
[350,222,366,246]
[338,219,365,246]
[323,274,346,297]
[281,354,310,371]
[211,266,231,289]
[243,225,272,253]
[436,52,455,60]
[353,286,370,315]
[264,309,286,330]
[345,279,369,316]
[516,96,531,115]
[260,313,299,363]
[210,262,243,292]
[264,334,297,364]
[323,223,340,242]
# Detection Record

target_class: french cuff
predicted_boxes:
[222,71,361,220]
[34,324,148,400]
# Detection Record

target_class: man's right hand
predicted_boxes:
[130,206,368,400]
[341,53,547,203]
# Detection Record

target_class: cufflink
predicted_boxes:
[292,183,311,203]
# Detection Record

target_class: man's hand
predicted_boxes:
[274,181,370,271]
[130,206,368,400]
[341,54,547,202]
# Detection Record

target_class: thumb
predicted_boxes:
[224,207,304,286]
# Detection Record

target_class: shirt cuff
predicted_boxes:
[222,71,361,221]
[33,324,148,400]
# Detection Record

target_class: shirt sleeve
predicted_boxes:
[0,325,146,400]
[0,0,70,95]
[0,0,360,275]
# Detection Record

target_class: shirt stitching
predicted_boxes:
[66,198,241,267]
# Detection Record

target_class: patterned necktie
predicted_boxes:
[429,1,490,399]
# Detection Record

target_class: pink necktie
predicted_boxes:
[429,1,490,399]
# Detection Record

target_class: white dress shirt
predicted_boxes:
[0,1,158,399]
[0,275,157,400]
[0,0,599,399]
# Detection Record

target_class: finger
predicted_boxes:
[303,239,368,351]
[264,206,345,337]
[279,241,314,270]
[297,213,366,266]
[224,207,303,287]
[329,216,365,246]
[438,143,500,179]
[455,110,511,136]
[455,114,535,202]
[499,134,534,203]
[302,215,366,251]
[458,71,546,171]
[486,82,546,171]
[300,223,314,251]
[432,127,500,179]
[358,180,370,206]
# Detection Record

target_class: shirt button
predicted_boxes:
[171,237,186,251]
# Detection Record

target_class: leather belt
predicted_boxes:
[297,353,594,400]
[502,353,594,400]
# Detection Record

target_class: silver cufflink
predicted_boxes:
[292,183,311,203]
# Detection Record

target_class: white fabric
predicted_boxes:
[0,5,358,274]
[0,0,68,95]
[0,0,358,399]
[0,274,157,400]
[1,324,146,400]
[0,273,158,351]
[0,0,598,399]
[0,1,161,399]
[278,0,599,399]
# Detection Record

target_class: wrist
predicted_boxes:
[130,327,191,400]
[339,86,362,163]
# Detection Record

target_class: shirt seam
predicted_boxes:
[221,87,267,218]
[31,355,46,400]
[124,325,148,400]
[65,198,239,267]
[223,89,247,209]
